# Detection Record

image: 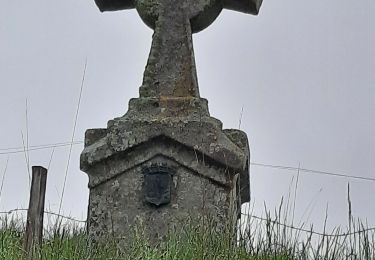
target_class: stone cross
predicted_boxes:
[95,0,262,98]
[83,0,262,243]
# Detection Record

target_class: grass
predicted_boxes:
[0,216,271,260]
[0,210,374,260]
[242,213,375,259]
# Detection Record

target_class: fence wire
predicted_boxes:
[1,208,374,238]
[0,208,86,223]
[1,140,374,183]
[241,213,375,237]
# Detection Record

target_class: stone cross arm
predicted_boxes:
[95,0,263,15]
[95,0,134,12]
[224,0,263,15]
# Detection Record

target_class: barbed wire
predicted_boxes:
[0,208,86,223]
[1,208,374,237]
[242,213,375,237]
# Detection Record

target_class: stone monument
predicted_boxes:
[81,0,263,243]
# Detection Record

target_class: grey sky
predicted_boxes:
[0,0,374,230]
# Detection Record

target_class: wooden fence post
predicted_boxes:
[23,166,48,259]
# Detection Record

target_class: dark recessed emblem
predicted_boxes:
[143,164,175,207]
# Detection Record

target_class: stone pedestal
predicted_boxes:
[80,96,250,243]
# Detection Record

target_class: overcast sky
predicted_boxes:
[0,0,374,231]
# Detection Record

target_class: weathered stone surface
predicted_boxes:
[95,0,263,98]
[81,97,250,243]
[81,100,246,174]
[81,0,263,244]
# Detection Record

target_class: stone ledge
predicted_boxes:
[81,116,247,172]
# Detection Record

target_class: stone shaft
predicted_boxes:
[95,0,262,98]
[139,2,199,97]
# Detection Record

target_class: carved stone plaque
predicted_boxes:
[143,165,173,206]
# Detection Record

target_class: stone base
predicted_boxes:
[80,97,250,243]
